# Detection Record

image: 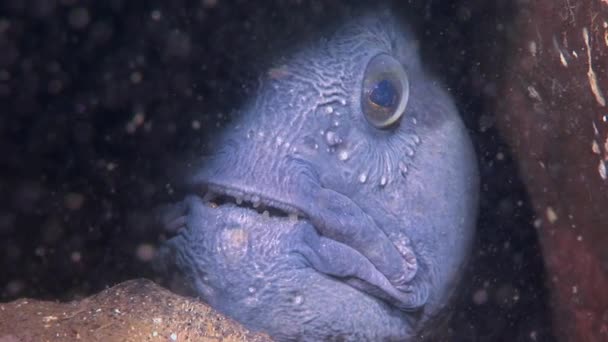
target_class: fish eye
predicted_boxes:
[361,53,409,129]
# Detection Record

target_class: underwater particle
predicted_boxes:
[559,51,568,67]
[70,251,82,263]
[191,120,201,130]
[478,115,494,133]
[130,71,143,84]
[64,192,85,210]
[545,207,558,223]
[202,0,218,8]
[166,30,192,58]
[47,79,63,94]
[527,85,542,101]
[170,333,178,341]
[592,140,601,154]
[136,244,157,262]
[150,10,162,21]
[68,7,90,30]
[5,279,25,297]
[472,288,488,305]
[528,41,537,56]
[599,159,607,180]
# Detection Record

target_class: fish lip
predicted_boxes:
[199,181,306,219]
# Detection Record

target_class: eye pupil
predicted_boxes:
[369,79,397,108]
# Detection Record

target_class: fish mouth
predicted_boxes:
[200,182,306,221]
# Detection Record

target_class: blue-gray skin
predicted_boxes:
[157,10,478,341]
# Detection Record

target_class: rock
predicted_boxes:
[0,279,272,342]
[497,1,608,341]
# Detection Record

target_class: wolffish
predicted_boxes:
[157,9,478,342]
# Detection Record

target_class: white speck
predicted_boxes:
[262,210,269,218]
[592,140,601,154]
[338,150,349,161]
[412,118,417,125]
[405,146,415,157]
[339,99,346,105]
[248,287,256,293]
[257,131,265,138]
[593,122,600,135]
[130,71,143,84]
[151,10,162,21]
[380,176,388,187]
[293,295,303,305]
[472,289,488,305]
[191,120,201,130]
[358,173,368,183]
[152,317,162,324]
[583,27,606,106]
[496,152,505,161]
[546,207,558,223]
[399,162,408,176]
[530,330,538,341]
[324,131,342,146]
[572,285,578,294]
[289,213,298,222]
[152,331,158,337]
[412,135,421,144]
[325,106,334,114]
[559,51,569,67]
[170,333,178,341]
[534,218,542,228]
[572,50,579,58]
[527,85,542,101]
[599,160,607,180]
[553,35,569,67]
[276,136,283,146]
[235,197,243,205]
[529,41,537,56]
[577,235,583,241]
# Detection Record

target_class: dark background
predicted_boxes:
[0,0,554,340]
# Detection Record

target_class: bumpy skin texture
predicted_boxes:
[158,11,478,341]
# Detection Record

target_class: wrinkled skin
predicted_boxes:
[157,10,478,341]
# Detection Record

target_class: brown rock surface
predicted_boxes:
[497,0,608,341]
[0,279,273,342]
